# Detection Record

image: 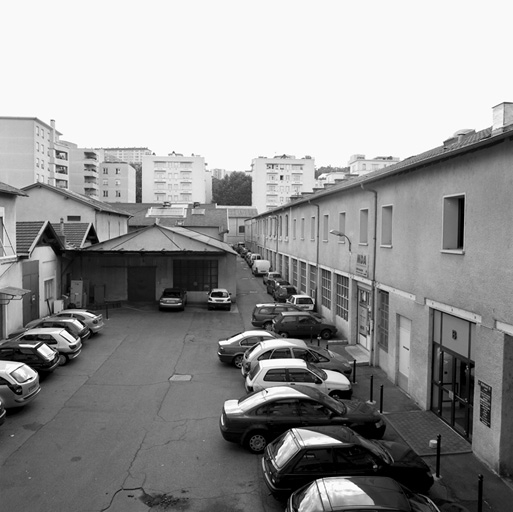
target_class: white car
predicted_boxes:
[207,288,232,311]
[245,359,352,399]
[263,271,282,285]
[16,327,82,365]
[53,309,104,335]
[0,361,41,408]
[287,294,316,311]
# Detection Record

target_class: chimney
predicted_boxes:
[492,102,513,133]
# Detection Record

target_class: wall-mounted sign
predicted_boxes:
[478,380,492,428]
[356,254,368,277]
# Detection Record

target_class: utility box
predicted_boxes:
[70,280,88,308]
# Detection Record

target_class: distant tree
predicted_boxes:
[212,172,252,205]
[315,165,348,179]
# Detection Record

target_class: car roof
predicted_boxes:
[290,294,313,300]
[256,358,309,370]
[276,310,313,317]
[234,330,277,337]
[254,303,300,308]
[0,340,42,349]
[254,338,308,350]
[251,384,330,402]
[22,327,66,335]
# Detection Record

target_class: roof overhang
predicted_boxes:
[0,286,31,304]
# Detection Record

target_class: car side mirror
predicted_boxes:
[315,378,323,384]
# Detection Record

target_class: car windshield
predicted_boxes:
[10,365,37,383]
[60,330,78,343]
[238,389,269,411]
[163,290,181,298]
[36,344,55,359]
[227,332,244,342]
[211,291,229,298]
[306,363,327,381]
[244,342,262,359]
[290,481,322,512]
[351,431,392,463]
[270,431,302,468]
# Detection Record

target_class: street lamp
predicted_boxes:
[329,229,352,252]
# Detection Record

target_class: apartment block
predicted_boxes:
[99,161,136,203]
[0,117,69,189]
[141,153,211,204]
[250,154,316,213]
[67,144,101,199]
[101,147,153,164]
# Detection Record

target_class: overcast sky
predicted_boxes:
[1,1,511,172]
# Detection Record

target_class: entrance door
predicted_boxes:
[357,288,371,350]
[127,267,156,301]
[22,260,39,324]
[397,316,411,392]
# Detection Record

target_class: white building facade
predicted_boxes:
[101,147,153,164]
[249,154,316,213]
[141,153,211,204]
[99,162,136,203]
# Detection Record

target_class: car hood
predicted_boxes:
[324,370,351,388]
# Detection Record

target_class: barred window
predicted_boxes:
[320,269,332,309]
[377,290,389,350]
[283,256,289,282]
[300,261,307,293]
[44,278,55,301]
[335,274,349,320]
[309,265,317,298]
[291,259,298,287]
[174,259,218,291]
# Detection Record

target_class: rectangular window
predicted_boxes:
[360,209,369,244]
[310,216,316,240]
[238,225,245,234]
[44,279,54,300]
[103,168,108,174]
[293,219,297,239]
[67,215,81,221]
[335,274,349,320]
[115,191,121,197]
[443,194,465,251]
[300,261,307,293]
[381,205,393,246]
[116,168,121,174]
[309,265,317,299]
[291,259,298,287]
[283,256,289,281]
[323,215,329,242]
[174,259,218,291]
[338,212,346,240]
[301,218,305,239]
[321,269,332,309]
[115,180,121,186]
[377,290,389,349]
[103,191,108,197]
[102,179,108,186]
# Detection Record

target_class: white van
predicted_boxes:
[252,259,271,276]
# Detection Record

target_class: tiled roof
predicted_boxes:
[21,183,131,216]
[60,223,99,248]
[0,181,28,196]
[16,221,64,256]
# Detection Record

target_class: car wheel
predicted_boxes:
[263,321,273,331]
[58,353,68,366]
[244,431,268,454]
[279,332,289,338]
[329,390,352,400]
[320,329,332,340]
[233,355,243,369]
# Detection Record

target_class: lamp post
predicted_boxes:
[329,229,352,252]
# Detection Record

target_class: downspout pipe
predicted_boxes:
[360,183,378,366]
[308,200,320,307]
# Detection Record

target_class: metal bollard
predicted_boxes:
[478,474,483,512]
[379,385,384,413]
[369,375,374,402]
[352,360,357,384]
[436,434,441,478]
[105,302,109,320]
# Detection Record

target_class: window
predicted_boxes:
[115,180,121,186]
[102,179,108,186]
[300,262,307,293]
[67,216,81,221]
[359,209,369,244]
[443,194,465,251]
[285,214,289,238]
[115,168,121,174]
[321,269,332,309]
[309,265,316,297]
[41,160,44,169]
[103,191,109,197]
[377,290,389,350]
[279,216,283,237]
[310,216,316,240]
[36,158,39,167]
[335,274,349,321]
[103,168,108,174]
[293,219,297,239]
[115,191,121,197]
[238,225,245,234]
[301,218,305,239]
[263,369,287,382]
[338,212,346,242]
[173,259,218,291]
[323,215,329,241]
[291,259,298,287]
[381,205,393,246]
[44,279,54,301]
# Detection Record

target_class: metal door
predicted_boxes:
[357,288,370,349]
[397,315,411,392]
[127,267,156,301]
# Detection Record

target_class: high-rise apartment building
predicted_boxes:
[102,147,153,164]
[141,153,211,204]
[0,117,70,189]
[99,162,136,203]
[211,168,230,180]
[66,144,101,199]
[249,154,316,213]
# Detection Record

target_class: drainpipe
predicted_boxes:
[308,200,320,307]
[360,183,378,367]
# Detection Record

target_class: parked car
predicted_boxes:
[25,316,91,343]
[241,338,352,377]
[159,287,187,311]
[263,271,282,285]
[245,359,352,399]
[251,303,321,331]
[273,311,337,340]
[53,309,104,335]
[217,330,279,368]
[0,340,60,373]
[0,399,5,425]
[244,251,253,264]
[0,361,41,408]
[252,259,271,276]
[15,328,82,365]
[274,285,298,302]
[207,288,232,311]
[286,476,441,512]
[219,385,386,454]
[287,294,316,311]
[267,278,290,295]
[248,253,262,267]
[262,426,434,498]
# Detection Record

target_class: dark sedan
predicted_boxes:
[262,426,434,499]
[219,385,386,454]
